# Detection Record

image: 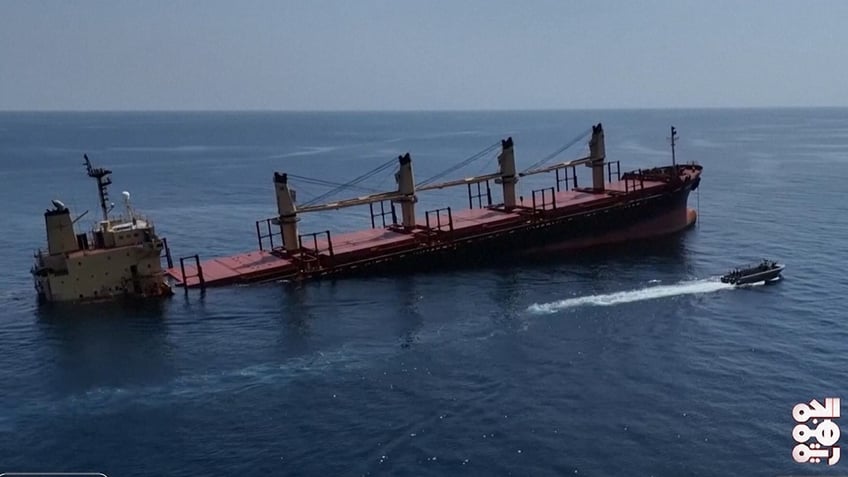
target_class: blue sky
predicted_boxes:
[1,0,845,110]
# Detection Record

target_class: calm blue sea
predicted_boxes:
[1,109,847,476]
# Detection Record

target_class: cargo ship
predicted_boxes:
[166,123,702,290]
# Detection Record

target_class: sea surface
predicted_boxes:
[1,109,847,476]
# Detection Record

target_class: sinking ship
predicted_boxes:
[31,155,174,303]
[166,123,703,290]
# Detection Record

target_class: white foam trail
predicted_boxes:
[527,278,735,314]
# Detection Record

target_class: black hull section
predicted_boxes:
[721,262,785,285]
[734,270,782,285]
[282,180,698,282]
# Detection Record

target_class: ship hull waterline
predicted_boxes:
[169,178,699,287]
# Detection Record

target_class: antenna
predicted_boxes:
[122,190,134,220]
[84,154,113,222]
[72,210,89,224]
[669,126,678,167]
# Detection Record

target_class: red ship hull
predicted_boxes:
[518,203,697,256]
[167,164,701,288]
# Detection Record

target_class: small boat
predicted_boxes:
[721,259,785,285]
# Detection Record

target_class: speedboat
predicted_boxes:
[721,259,785,285]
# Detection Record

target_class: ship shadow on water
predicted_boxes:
[35,296,170,349]
[518,231,692,270]
[33,297,176,393]
[276,283,318,338]
[34,295,169,323]
[276,274,426,348]
[385,275,425,349]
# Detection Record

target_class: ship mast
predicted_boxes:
[84,154,113,222]
[670,126,678,167]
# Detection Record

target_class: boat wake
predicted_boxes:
[527,278,737,314]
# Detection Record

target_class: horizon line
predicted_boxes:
[2,105,848,114]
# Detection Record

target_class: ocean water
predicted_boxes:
[1,109,847,476]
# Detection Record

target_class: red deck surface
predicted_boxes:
[303,227,419,255]
[171,250,295,287]
[167,170,699,287]
[416,207,524,235]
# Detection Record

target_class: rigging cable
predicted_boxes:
[301,157,398,207]
[520,127,593,174]
[416,141,501,188]
[285,173,382,194]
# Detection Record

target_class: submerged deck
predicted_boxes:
[166,166,699,289]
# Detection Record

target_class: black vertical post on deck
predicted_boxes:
[325,230,334,259]
[179,257,188,294]
[194,254,205,291]
[162,237,173,268]
[255,221,263,251]
[266,219,274,249]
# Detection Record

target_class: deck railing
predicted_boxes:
[424,207,454,233]
[531,187,557,211]
[255,217,283,251]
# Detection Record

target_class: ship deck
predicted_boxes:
[167,167,699,288]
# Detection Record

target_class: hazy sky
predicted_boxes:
[1,0,846,110]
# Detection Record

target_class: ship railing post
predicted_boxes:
[162,237,173,268]
[194,254,205,291]
[325,230,334,260]
[179,257,188,294]
[255,221,263,251]
[447,207,454,232]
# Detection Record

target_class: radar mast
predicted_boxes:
[84,154,113,221]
